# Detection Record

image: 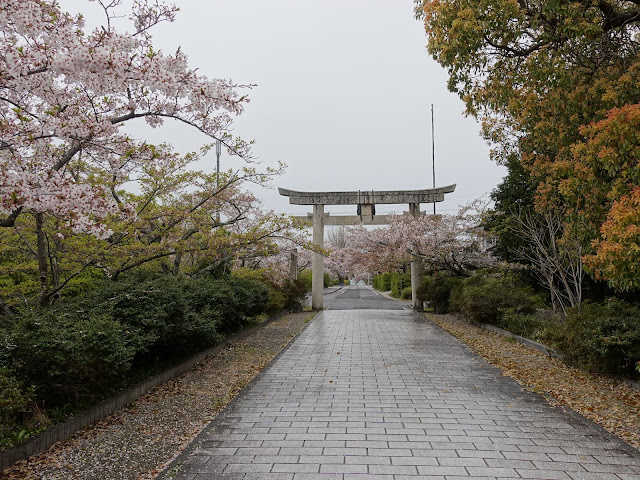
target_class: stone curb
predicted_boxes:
[324,286,344,294]
[0,310,288,473]
[478,322,564,360]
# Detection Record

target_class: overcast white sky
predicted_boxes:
[60,0,506,217]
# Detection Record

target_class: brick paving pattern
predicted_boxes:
[169,307,640,479]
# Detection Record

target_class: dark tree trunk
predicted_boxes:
[35,213,49,308]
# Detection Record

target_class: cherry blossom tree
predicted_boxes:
[339,202,497,278]
[0,0,282,306]
[1,0,252,232]
[324,226,350,283]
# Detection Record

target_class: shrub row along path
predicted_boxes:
[0,311,315,480]
[164,285,640,479]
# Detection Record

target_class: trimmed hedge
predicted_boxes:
[0,271,299,448]
[372,272,392,291]
[416,275,463,313]
[552,298,640,375]
[390,272,411,298]
[449,273,542,323]
[372,272,411,298]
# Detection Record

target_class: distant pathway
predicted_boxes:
[164,286,640,479]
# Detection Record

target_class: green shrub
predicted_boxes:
[400,286,412,300]
[495,308,552,343]
[297,269,312,292]
[373,272,392,291]
[390,272,411,298]
[416,276,432,303]
[227,277,269,319]
[108,277,189,350]
[92,275,220,350]
[279,278,308,311]
[0,272,273,413]
[553,298,640,375]
[190,277,266,333]
[3,308,138,405]
[450,273,541,323]
[0,367,36,448]
[417,274,464,313]
[266,288,286,313]
[232,267,304,314]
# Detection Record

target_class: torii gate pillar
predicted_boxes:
[312,204,324,310]
[279,185,456,311]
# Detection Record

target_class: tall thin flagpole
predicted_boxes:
[431,104,436,215]
[215,139,221,190]
[215,139,222,223]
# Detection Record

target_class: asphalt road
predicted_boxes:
[323,286,407,311]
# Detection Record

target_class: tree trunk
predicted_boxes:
[35,213,49,308]
[172,251,183,276]
[172,228,199,275]
[49,234,62,302]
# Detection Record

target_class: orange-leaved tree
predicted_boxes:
[416,0,640,292]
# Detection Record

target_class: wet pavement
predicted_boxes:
[163,286,640,480]
[323,286,407,311]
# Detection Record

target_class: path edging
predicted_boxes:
[478,322,564,359]
[0,310,288,473]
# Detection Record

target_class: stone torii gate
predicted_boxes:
[279,185,456,310]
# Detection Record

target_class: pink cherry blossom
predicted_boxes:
[0,0,252,235]
[326,200,497,278]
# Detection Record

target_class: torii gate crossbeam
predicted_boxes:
[279,185,456,310]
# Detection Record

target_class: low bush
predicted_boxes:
[494,308,553,343]
[449,273,542,323]
[0,271,276,447]
[373,272,392,291]
[400,286,412,300]
[3,308,138,406]
[417,274,463,313]
[232,268,307,313]
[552,298,640,375]
[390,272,411,298]
[297,269,312,292]
[279,278,308,311]
[0,368,38,448]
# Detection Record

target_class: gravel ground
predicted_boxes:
[0,311,314,480]
[428,313,640,452]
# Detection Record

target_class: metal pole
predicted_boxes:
[215,139,221,190]
[431,104,436,215]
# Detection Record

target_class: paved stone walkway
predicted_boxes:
[167,309,640,479]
